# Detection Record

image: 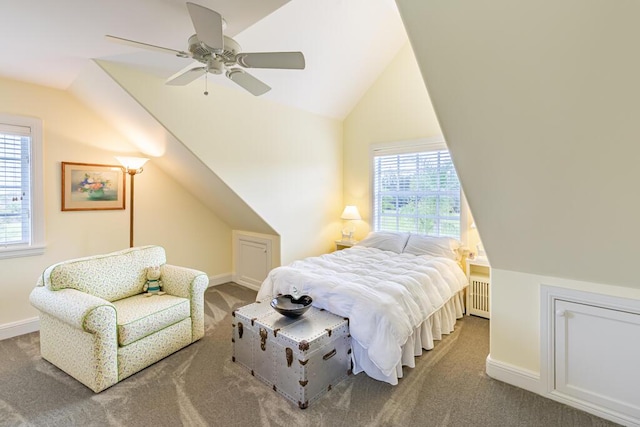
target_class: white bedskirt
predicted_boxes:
[351,291,465,385]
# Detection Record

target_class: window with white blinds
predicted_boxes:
[0,114,44,258]
[372,140,461,239]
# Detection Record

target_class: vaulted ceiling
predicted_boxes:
[1,0,408,119]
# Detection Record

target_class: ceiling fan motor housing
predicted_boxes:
[188,34,241,65]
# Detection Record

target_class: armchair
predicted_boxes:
[29,245,209,392]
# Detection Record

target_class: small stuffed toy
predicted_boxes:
[143,266,165,297]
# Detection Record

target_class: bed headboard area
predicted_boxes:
[354,231,468,270]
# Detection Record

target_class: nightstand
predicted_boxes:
[335,240,356,251]
[466,257,491,318]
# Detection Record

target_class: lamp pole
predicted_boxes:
[116,156,149,248]
[128,169,137,248]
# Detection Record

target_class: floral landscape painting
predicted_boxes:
[61,162,125,211]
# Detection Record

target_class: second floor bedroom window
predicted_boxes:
[372,140,461,239]
[0,114,44,258]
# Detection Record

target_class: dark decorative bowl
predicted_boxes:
[270,294,313,318]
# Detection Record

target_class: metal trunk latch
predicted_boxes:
[323,348,337,361]
[260,327,267,351]
[286,348,293,367]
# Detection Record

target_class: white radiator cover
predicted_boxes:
[468,274,490,318]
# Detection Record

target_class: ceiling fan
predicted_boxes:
[106,2,305,96]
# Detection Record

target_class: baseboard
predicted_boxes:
[208,273,233,287]
[0,317,39,341]
[486,355,639,426]
[485,355,542,394]
[546,390,639,427]
[232,276,261,292]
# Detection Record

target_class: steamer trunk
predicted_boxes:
[232,300,351,409]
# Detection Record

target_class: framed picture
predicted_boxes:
[61,162,126,211]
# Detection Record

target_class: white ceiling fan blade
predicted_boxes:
[186,2,224,53]
[236,52,305,70]
[166,67,206,86]
[226,69,271,96]
[105,35,191,58]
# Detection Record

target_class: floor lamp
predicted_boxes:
[116,156,149,248]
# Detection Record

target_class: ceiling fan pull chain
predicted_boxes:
[204,72,209,96]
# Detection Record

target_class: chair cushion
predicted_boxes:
[112,294,190,346]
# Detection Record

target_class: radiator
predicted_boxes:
[468,274,490,318]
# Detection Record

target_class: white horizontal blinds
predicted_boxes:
[0,123,31,246]
[373,149,461,239]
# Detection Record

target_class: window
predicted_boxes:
[372,138,462,239]
[0,114,44,258]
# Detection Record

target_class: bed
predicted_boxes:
[256,231,468,385]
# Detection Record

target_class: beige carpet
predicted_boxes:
[0,283,618,427]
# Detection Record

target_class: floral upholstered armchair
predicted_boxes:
[29,246,209,393]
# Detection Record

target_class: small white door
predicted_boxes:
[555,299,640,419]
[236,237,271,289]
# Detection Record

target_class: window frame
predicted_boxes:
[0,113,45,259]
[369,136,468,242]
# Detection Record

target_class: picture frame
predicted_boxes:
[61,162,126,211]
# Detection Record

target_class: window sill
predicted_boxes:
[0,244,46,260]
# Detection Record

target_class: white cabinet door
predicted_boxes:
[555,299,640,419]
[236,237,271,289]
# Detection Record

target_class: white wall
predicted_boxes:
[395,0,640,414]
[99,61,344,263]
[343,43,440,239]
[0,77,231,329]
[343,43,478,248]
[396,0,640,287]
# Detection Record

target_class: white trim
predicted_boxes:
[546,390,640,427]
[485,355,542,394]
[0,113,46,259]
[0,317,39,341]
[208,273,233,287]
[370,136,446,156]
[0,244,45,259]
[232,276,261,291]
[539,285,640,426]
[487,354,640,426]
[368,136,468,243]
[484,354,632,422]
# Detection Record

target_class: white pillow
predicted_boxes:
[403,234,462,260]
[355,231,410,253]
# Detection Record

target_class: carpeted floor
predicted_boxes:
[0,283,619,427]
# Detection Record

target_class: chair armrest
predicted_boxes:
[161,264,209,298]
[29,286,115,332]
[161,264,209,341]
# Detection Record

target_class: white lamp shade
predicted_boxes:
[341,205,361,220]
[116,156,149,171]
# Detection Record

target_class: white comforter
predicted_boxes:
[256,246,468,380]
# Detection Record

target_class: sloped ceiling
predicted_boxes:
[70,60,276,234]
[396,0,640,288]
[1,0,408,119]
[1,0,410,246]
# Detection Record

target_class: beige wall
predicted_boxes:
[0,77,231,326]
[100,62,344,264]
[396,0,640,387]
[343,43,477,247]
